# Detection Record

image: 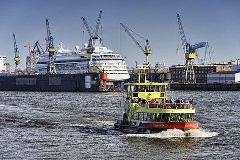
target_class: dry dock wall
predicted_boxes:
[170,83,240,91]
[0,73,100,92]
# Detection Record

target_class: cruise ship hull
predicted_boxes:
[0,73,101,92]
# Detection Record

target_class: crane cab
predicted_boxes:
[185,53,195,59]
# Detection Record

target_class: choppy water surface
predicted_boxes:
[0,91,239,159]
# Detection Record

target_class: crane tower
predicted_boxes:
[177,13,208,83]
[13,33,21,75]
[46,19,56,74]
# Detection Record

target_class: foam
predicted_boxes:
[125,128,219,139]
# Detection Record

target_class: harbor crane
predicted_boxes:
[177,13,208,83]
[120,23,152,66]
[13,33,21,75]
[82,11,103,53]
[46,19,56,74]
[25,42,45,74]
[24,43,35,74]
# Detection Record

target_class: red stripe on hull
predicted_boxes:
[139,121,199,130]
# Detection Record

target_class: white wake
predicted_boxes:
[125,128,219,138]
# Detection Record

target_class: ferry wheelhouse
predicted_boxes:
[114,65,199,133]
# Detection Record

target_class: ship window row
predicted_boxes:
[101,65,126,67]
[128,85,166,92]
[132,112,194,122]
[93,55,121,58]
[208,77,235,80]
[93,58,124,61]
[36,58,125,64]
[106,73,129,74]
[104,69,128,72]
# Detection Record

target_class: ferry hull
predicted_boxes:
[114,121,199,133]
[139,121,199,130]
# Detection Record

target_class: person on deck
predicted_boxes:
[150,98,155,104]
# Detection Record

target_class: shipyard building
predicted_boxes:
[169,63,232,83]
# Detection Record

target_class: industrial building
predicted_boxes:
[169,64,232,83]
[207,71,240,84]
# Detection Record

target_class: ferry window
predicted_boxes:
[127,86,131,92]
[154,86,159,92]
[146,113,155,121]
[139,113,144,121]
[135,85,139,92]
[148,113,155,121]
[132,86,137,92]
[133,93,138,97]
[140,86,145,92]
[133,112,138,120]
[146,85,154,92]
[128,85,135,92]
[170,114,179,121]
[160,92,165,98]
[159,85,166,92]
[143,113,148,121]
[146,113,152,121]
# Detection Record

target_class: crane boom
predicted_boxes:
[120,23,152,65]
[120,23,145,53]
[94,11,102,37]
[33,41,45,55]
[177,13,189,53]
[191,42,208,51]
[177,13,189,54]
[82,17,93,38]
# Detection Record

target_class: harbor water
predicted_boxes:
[0,91,239,159]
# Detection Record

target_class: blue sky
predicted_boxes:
[0,0,240,71]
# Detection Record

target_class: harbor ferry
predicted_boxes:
[114,65,199,134]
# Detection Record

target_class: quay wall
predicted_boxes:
[170,83,240,91]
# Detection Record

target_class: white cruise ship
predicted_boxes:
[33,37,130,81]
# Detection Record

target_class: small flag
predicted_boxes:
[176,48,179,54]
